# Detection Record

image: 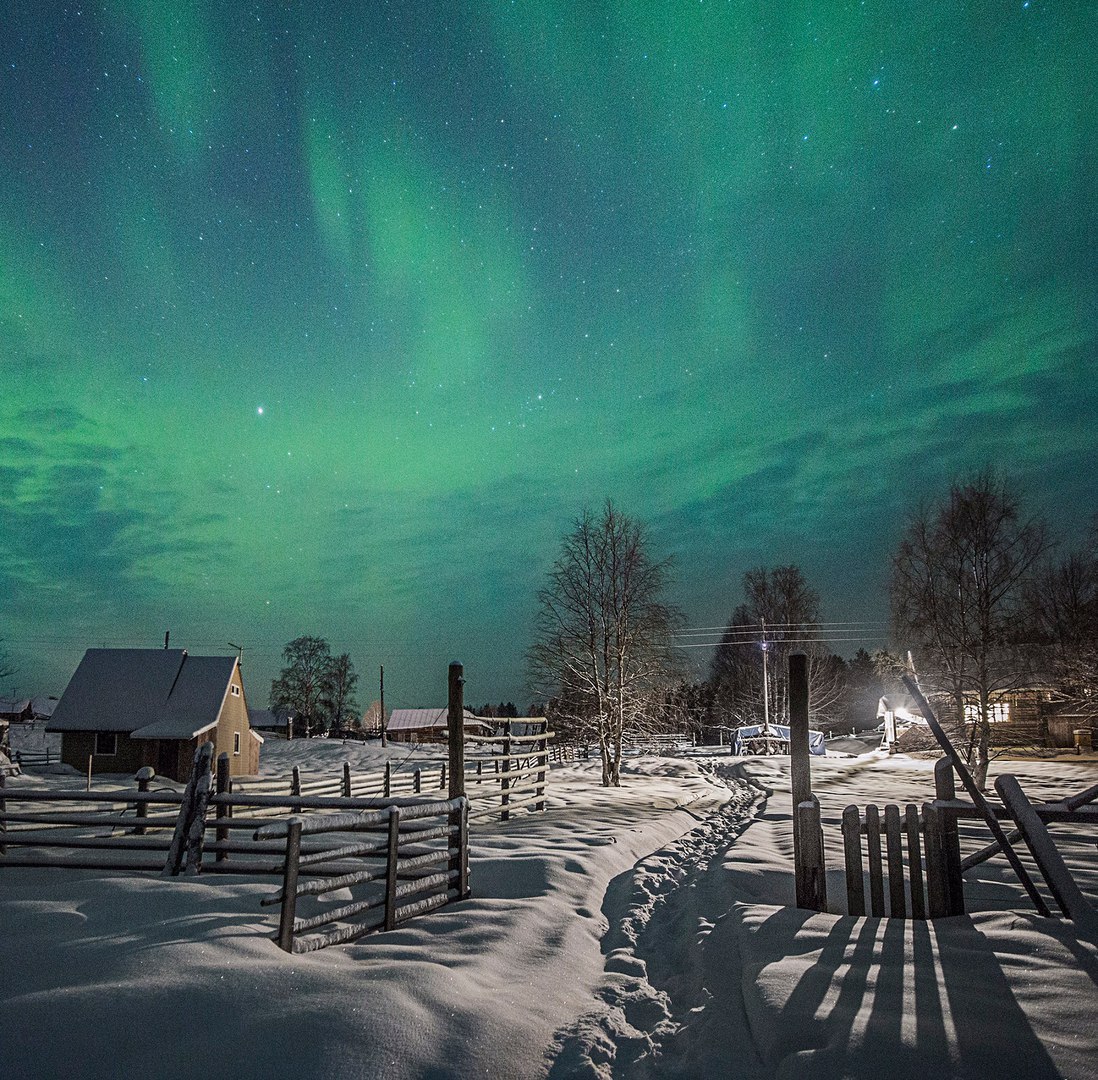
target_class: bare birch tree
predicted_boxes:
[890,470,1048,788]
[527,500,682,787]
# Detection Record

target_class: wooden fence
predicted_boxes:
[0,742,472,951]
[789,660,1098,922]
[464,719,551,824]
[228,721,552,826]
[258,797,468,953]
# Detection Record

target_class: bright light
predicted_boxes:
[257,406,264,415]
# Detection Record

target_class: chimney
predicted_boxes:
[164,630,170,649]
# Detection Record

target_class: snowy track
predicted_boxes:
[547,763,767,1078]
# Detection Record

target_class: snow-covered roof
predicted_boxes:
[47,649,240,740]
[386,708,490,733]
[31,695,59,719]
[0,698,31,717]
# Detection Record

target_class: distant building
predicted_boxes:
[385,707,492,744]
[47,648,261,782]
[0,698,33,724]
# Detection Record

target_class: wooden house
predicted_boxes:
[385,707,492,744]
[46,648,261,782]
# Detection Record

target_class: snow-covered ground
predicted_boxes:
[2,741,1097,1078]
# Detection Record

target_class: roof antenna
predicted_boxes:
[164,630,170,649]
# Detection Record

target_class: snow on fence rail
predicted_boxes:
[257,797,469,953]
[231,719,554,826]
[0,745,472,951]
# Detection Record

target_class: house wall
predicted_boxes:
[211,664,259,777]
[61,731,149,776]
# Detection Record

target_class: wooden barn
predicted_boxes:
[385,707,492,744]
[46,648,261,782]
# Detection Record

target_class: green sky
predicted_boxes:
[2,1,1095,708]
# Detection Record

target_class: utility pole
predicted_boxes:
[760,619,770,733]
[379,664,386,747]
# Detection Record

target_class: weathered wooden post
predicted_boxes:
[291,765,301,798]
[447,661,468,898]
[413,768,421,794]
[384,805,400,931]
[790,652,826,911]
[841,805,864,915]
[342,760,352,799]
[0,771,6,856]
[535,719,547,812]
[384,761,392,799]
[135,766,154,837]
[933,757,965,915]
[214,755,230,861]
[277,817,302,952]
[501,719,512,822]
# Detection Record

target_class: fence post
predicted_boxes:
[164,742,214,876]
[501,720,512,823]
[906,804,926,920]
[865,803,885,915]
[789,653,825,911]
[384,762,391,799]
[934,758,965,915]
[0,772,6,856]
[342,761,351,799]
[884,803,906,917]
[291,765,301,798]
[795,798,827,912]
[439,763,446,790]
[384,806,401,931]
[923,801,947,918]
[215,754,231,861]
[841,805,864,915]
[414,768,421,794]
[447,662,467,896]
[277,817,302,952]
[459,797,470,897]
[134,766,154,836]
[535,720,547,812]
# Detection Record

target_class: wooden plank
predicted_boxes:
[277,818,302,952]
[923,801,946,919]
[995,773,1098,932]
[384,807,400,932]
[884,803,906,918]
[865,803,885,916]
[906,804,926,920]
[841,805,865,916]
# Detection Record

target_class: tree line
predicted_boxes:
[528,477,1097,788]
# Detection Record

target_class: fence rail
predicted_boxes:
[258,796,469,953]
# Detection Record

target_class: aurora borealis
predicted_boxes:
[2,3,1096,708]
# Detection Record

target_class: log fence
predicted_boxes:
[258,796,469,953]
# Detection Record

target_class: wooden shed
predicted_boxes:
[385,707,492,744]
[46,648,261,782]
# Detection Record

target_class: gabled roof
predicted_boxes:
[47,649,240,740]
[386,707,490,733]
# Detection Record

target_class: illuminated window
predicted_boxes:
[965,703,1010,724]
[231,685,241,697]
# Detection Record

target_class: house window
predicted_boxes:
[94,732,118,756]
[965,703,1010,724]
[233,732,241,755]
[231,684,241,697]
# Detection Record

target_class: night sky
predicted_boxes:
[3,3,1096,710]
